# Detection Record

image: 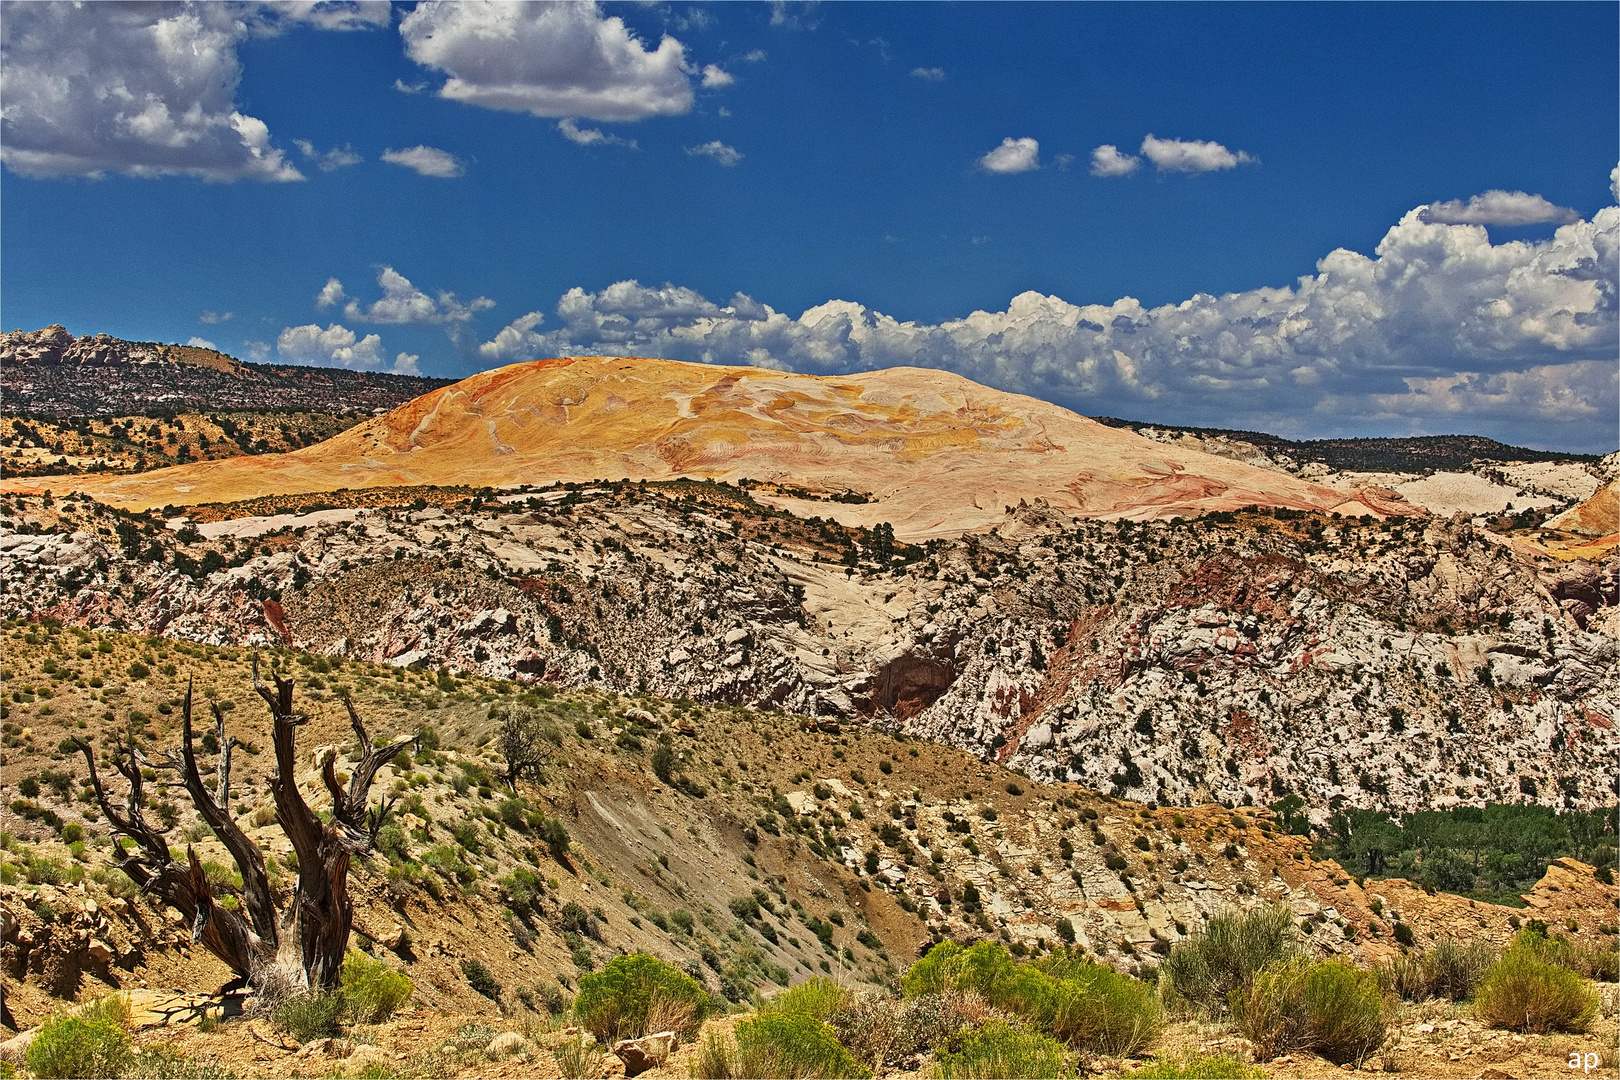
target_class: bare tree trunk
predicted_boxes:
[76,663,413,995]
[255,665,413,991]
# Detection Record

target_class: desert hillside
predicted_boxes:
[1,627,1615,1079]
[1,356,1412,538]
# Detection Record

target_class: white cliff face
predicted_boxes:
[2,489,1614,815]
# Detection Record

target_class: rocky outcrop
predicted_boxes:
[1543,479,1620,539]
[2,486,1613,817]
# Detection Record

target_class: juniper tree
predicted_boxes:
[71,660,415,993]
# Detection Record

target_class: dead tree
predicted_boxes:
[72,660,414,992]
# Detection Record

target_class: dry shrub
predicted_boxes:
[1383,951,1428,1002]
[830,990,991,1070]
[1512,929,1619,983]
[553,1036,605,1080]
[1384,937,1496,1002]
[1475,949,1598,1033]
[644,989,698,1044]
[249,954,308,1015]
[689,1029,740,1079]
[1234,958,1387,1065]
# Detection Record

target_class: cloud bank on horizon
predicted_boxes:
[478,188,1619,450]
[2,1,1615,452]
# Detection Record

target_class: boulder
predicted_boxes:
[486,1031,526,1057]
[613,1030,676,1077]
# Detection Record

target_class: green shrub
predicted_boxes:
[903,941,1050,1015]
[1508,927,1618,982]
[341,950,413,1022]
[574,953,708,1043]
[1124,1051,1267,1078]
[903,942,1159,1056]
[375,822,409,862]
[1234,958,1387,1065]
[1475,949,1598,1033]
[541,817,571,859]
[932,1019,1068,1079]
[1041,956,1162,1056]
[719,1013,870,1079]
[764,976,849,1021]
[25,1015,130,1079]
[271,992,346,1044]
[1163,905,1297,1014]
[461,959,502,1000]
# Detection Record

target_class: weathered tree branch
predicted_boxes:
[70,715,268,980]
[162,681,279,953]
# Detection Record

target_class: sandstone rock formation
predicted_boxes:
[2,357,1416,537]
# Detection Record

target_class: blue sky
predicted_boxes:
[3,1,1617,451]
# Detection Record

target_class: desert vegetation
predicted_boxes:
[0,620,1613,1078]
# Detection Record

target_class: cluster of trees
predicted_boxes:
[1316,803,1618,904]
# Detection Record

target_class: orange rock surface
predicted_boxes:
[3,357,1416,539]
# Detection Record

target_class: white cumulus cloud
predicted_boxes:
[391,351,422,376]
[980,137,1040,174]
[381,145,464,177]
[479,311,549,362]
[186,337,218,350]
[1139,134,1254,174]
[0,2,305,181]
[685,141,742,167]
[332,266,494,326]
[316,278,347,309]
[504,192,1619,451]
[1419,190,1579,226]
[198,310,233,324]
[911,66,945,81]
[1089,144,1140,177]
[276,323,388,369]
[294,139,362,171]
[557,118,637,148]
[701,64,734,88]
[399,0,693,122]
